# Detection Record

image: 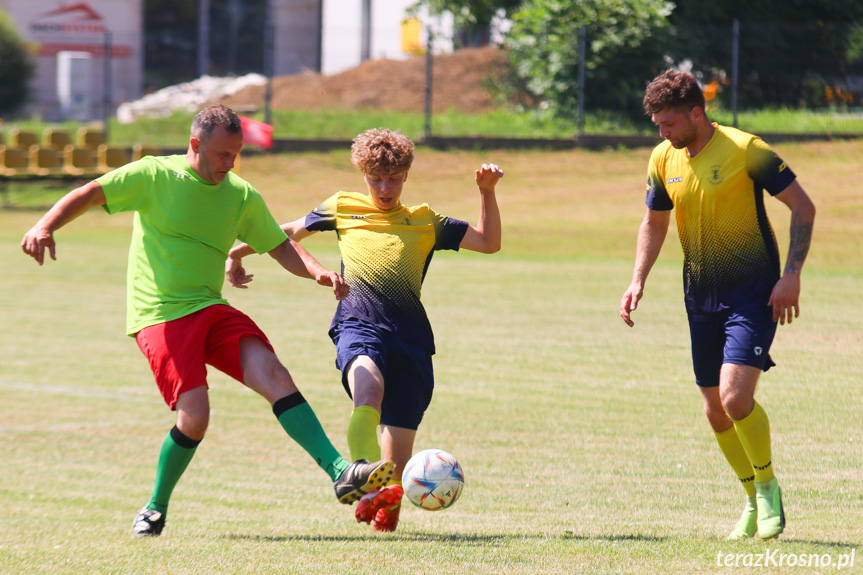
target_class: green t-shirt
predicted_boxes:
[97,155,288,335]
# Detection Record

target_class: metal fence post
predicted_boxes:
[578,25,586,138]
[731,19,739,128]
[103,31,112,140]
[425,26,433,141]
[198,0,210,78]
[264,0,274,126]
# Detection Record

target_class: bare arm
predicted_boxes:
[620,208,671,327]
[226,216,318,288]
[266,238,348,300]
[768,180,816,325]
[21,181,106,265]
[459,163,503,254]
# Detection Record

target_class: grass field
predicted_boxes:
[1,140,861,574]
[3,105,863,147]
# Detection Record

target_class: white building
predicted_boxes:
[0,0,144,121]
[320,0,453,75]
[272,0,453,76]
[0,0,454,120]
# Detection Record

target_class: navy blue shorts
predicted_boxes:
[688,303,777,387]
[331,318,434,430]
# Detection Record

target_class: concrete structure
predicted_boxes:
[273,0,454,76]
[1,0,453,120]
[0,0,144,121]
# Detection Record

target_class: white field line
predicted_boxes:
[0,378,160,432]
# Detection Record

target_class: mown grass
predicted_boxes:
[1,141,861,574]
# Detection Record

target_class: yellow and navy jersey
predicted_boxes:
[305,191,469,353]
[646,124,796,314]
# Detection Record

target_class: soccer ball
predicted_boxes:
[402,449,465,511]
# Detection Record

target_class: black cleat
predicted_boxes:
[132,508,166,537]
[333,459,395,504]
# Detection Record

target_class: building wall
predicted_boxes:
[0,0,143,121]
[272,0,453,77]
[271,0,321,76]
[321,0,453,75]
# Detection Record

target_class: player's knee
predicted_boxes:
[176,410,209,441]
[720,391,754,421]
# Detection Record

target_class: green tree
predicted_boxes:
[504,0,673,120]
[666,0,863,108]
[409,0,524,46]
[0,10,34,116]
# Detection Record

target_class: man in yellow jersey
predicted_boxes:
[620,70,815,540]
[227,128,502,532]
[21,105,394,538]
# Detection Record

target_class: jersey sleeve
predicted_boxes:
[304,193,339,232]
[430,209,469,251]
[97,157,157,215]
[645,146,674,211]
[745,138,797,196]
[236,187,289,254]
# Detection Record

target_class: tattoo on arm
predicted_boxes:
[784,218,813,275]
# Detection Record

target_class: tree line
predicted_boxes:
[415,0,863,120]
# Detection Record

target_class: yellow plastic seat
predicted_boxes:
[78,127,107,150]
[44,128,73,150]
[28,145,65,176]
[132,144,162,161]
[10,129,39,150]
[97,144,131,173]
[63,145,99,177]
[0,145,30,176]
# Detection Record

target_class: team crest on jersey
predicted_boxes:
[708,165,725,185]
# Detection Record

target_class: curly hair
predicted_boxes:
[643,70,705,115]
[191,104,242,141]
[351,128,414,175]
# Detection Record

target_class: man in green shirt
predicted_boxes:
[21,105,394,537]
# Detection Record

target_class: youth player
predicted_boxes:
[620,70,815,539]
[21,105,394,537]
[226,128,502,532]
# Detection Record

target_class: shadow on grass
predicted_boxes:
[224,531,673,544]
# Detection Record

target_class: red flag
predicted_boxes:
[239,115,274,149]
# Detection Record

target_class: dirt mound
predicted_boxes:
[219,46,509,114]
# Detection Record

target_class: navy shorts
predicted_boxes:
[688,303,777,387]
[331,318,434,430]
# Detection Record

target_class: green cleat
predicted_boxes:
[727,497,757,540]
[754,478,786,539]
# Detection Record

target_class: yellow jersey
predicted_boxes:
[305,191,468,352]
[646,125,796,314]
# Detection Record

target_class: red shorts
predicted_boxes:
[135,304,273,409]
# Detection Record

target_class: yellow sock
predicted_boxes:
[732,401,775,483]
[347,405,381,462]
[714,427,757,497]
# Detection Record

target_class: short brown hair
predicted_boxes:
[351,128,414,175]
[643,70,705,115]
[191,104,242,141]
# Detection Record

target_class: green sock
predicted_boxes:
[273,393,348,481]
[146,426,200,514]
[347,405,382,462]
